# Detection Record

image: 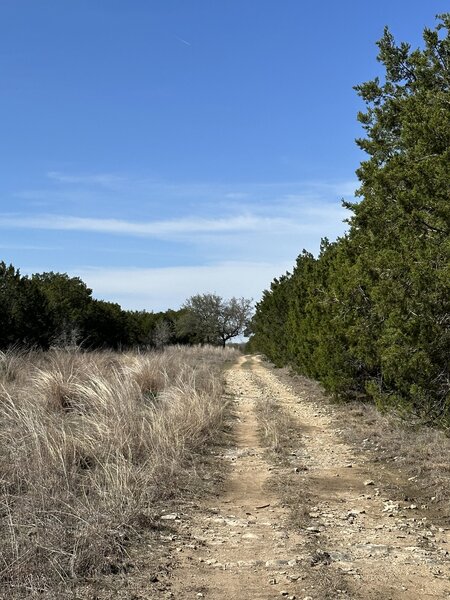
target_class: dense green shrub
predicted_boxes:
[248,15,450,426]
[0,263,191,350]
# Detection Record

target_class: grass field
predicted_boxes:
[0,345,238,598]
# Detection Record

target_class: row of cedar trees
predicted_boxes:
[0,264,194,350]
[247,16,450,427]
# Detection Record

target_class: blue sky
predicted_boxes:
[1,1,447,311]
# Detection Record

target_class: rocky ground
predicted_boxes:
[97,355,450,600]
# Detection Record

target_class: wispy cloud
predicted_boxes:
[0,244,61,251]
[224,192,249,200]
[0,209,348,240]
[13,174,358,219]
[174,35,191,46]
[43,171,358,199]
[6,174,354,308]
[46,171,124,187]
[74,261,292,311]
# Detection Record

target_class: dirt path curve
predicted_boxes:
[167,356,450,600]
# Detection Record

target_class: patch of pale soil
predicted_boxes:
[168,360,309,600]
[250,356,450,600]
[161,356,449,600]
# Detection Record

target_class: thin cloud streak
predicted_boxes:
[0,209,348,239]
[43,171,358,199]
[46,171,124,187]
[6,175,353,309]
[0,244,61,251]
[75,261,293,311]
[174,35,191,46]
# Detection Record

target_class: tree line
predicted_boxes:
[247,15,450,427]
[0,264,252,350]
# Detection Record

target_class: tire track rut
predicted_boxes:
[165,356,449,599]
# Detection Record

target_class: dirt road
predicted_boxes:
[163,356,450,599]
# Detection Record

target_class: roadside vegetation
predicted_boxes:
[274,365,450,510]
[0,264,252,351]
[248,14,450,427]
[0,345,239,598]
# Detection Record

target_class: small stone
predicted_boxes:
[197,594,204,598]
[280,591,289,596]
[364,480,375,486]
[266,559,288,567]
[345,463,353,468]
[160,513,179,520]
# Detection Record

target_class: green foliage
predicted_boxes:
[127,309,187,347]
[248,15,450,426]
[179,293,253,347]
[0,262,53,348]
[32,272,93,344]
[247,274,292,365]
[81,300,130,349]
[1,266,193,351]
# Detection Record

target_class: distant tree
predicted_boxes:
[179,293,253,347]
[247,273,293,365]
[126,310,159,346]
[80,300,129,349]
[125,309,188,347]
[32,272,93,345]
[0,262,53,348]
[152,319,173,349]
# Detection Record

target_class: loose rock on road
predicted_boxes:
[165,356,450,599]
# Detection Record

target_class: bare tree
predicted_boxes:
[178,293,253,347]
[218,296,253,347]
[152,320,172,349]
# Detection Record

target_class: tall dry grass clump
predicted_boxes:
[0,345,238,597]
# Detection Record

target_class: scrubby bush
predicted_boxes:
[0,345,238,597]
[249,15,450,426]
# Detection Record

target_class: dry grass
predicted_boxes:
[0,345,239,598]
[255,393,296,460]
[274,367,450,510]
[334,401,450,504]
